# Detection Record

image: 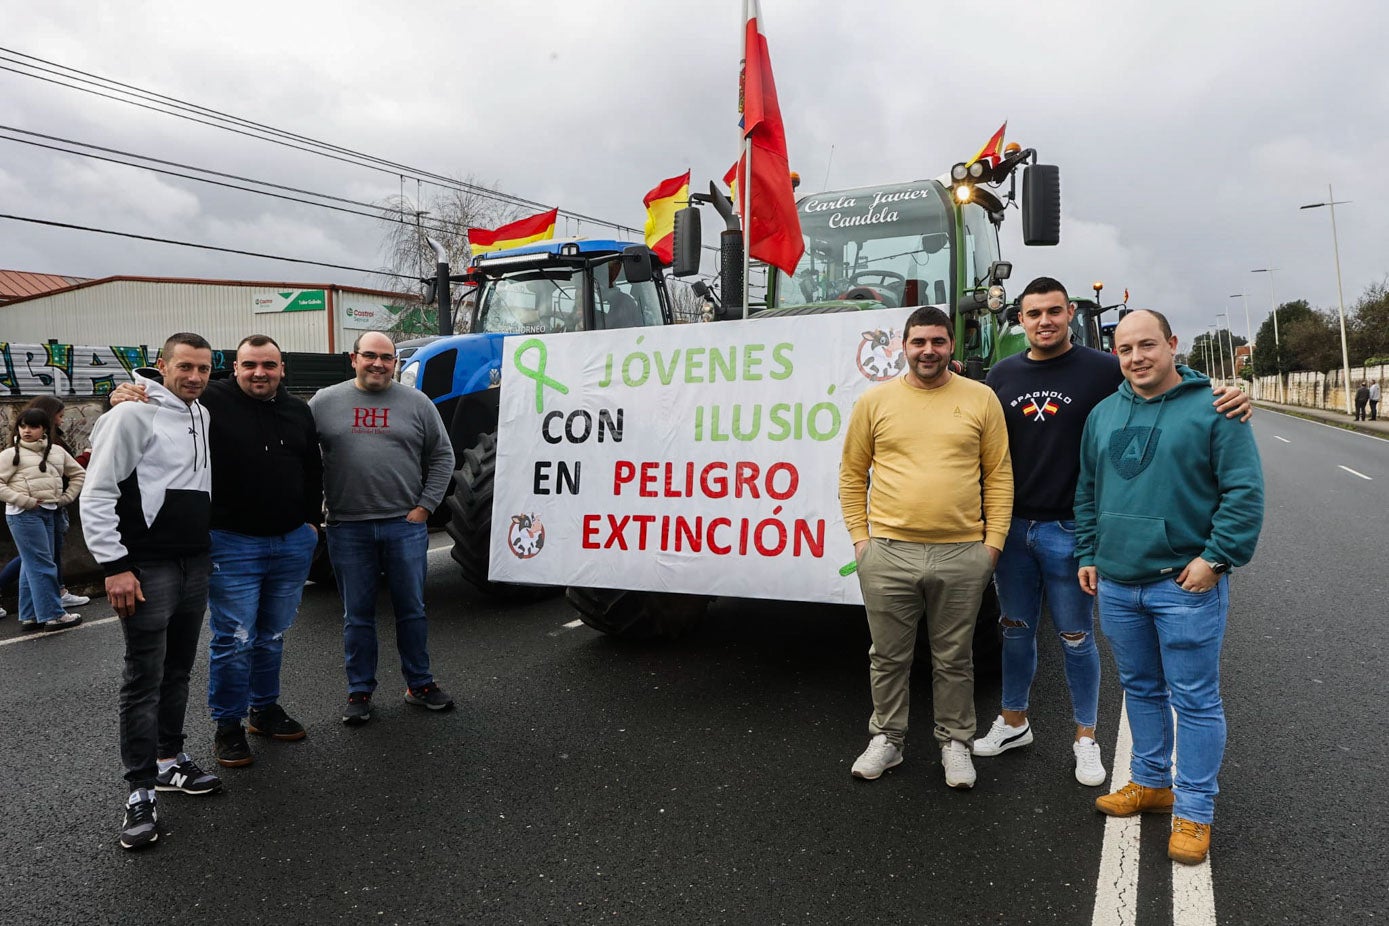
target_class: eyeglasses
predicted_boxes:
[355,351,396,363]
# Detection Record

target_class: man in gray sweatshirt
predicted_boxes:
[310,331,455,725]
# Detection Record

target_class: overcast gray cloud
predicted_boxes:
[2,0,1385,344]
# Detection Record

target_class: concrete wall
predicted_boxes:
[1253,364,1386,410]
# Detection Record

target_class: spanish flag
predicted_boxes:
[643,170,690,265]
[468,207,559,257]
[723,160,739,208]
[967,121,1007,169]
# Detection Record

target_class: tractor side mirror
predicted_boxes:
[622,245,655,284]
[672,207,702,278]
[1021,164,1061,246]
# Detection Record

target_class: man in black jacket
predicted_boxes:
[115,335,323,768]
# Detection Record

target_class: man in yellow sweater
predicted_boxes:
[840,306,1013,789]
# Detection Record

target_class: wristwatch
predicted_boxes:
[1204,559,1230,575]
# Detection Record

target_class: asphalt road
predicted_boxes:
[0,411,1384,925]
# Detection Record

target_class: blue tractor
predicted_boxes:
[397,239,674,594]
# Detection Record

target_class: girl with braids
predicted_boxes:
[1,406,86,630]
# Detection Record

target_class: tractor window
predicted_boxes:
[478,274,585,335]
[961,203,1001,288]
[773,181,953,310]
[594,261,664,330]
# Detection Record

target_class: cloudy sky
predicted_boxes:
[3,0,1386,345]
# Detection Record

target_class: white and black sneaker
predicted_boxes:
[972,715,1033,756]
[120,789,158,850]
[154,754,223,795]
[941,740,977,790]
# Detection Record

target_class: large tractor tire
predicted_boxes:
[445,431,554,599]
[566,587,711,641]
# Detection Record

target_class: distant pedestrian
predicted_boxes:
[310,332,456,726]
[1354,381,1369,421]
[1,406,86,631]
[1076,310,1264,866]
[83,333,223,851]
[110,334,323,769]
[840,306,1013,790]
[1369,380,1380,421]
[23,395,93,610]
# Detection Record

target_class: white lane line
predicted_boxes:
[1338,465,1373,481]
[1091,696,1141,926]
[0,614,119,646]
[1274,436,1291,443]
[562,619,584,629]
[1169,707,1217,925]
[1258,407,1389,442]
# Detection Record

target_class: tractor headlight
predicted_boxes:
[987,285,1007,312]
[399,363,418,388]
[950,162,969,182]
[954,183,973,203]
[968,160,986,179]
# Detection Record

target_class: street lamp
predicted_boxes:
[1251,267,1282,402]
[1216,313,1237,386]
[1230,292,1253,377]
[1210,325,1226,382]
[1300,186,1353,414]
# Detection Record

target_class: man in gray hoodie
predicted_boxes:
[83,332,223,851]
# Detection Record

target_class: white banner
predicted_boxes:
[490,306,915,604]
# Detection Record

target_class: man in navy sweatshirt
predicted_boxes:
[975,278,1248,788]
[1076,310,1263,866]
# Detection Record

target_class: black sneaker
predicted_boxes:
[154,753,224,795]
[19,619,40,632]
[404,682,454,711]
[248,703,307,741]
[120,789,158,850]
[42,613,83,631]
[214,723,254,768]
[342,692,372,726]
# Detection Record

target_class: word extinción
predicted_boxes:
[801,187,932,230]
[581,508,826,559]
[597,342,794,388]
[693,397,841,442]
[613,460,800,500]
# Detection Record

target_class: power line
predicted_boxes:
[0,48,650,239]
[0,213,416,280]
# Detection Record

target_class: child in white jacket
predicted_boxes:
[1,407,86,630]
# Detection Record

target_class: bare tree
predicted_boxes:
[374,178,517,332]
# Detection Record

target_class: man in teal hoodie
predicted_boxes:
[1075,310,1263,867]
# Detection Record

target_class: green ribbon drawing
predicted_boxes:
[513,338,569,413]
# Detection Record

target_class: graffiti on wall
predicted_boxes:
[0,342,231,396]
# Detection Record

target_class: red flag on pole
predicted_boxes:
[737,0,803,277]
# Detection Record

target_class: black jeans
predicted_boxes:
[118,555,211,791]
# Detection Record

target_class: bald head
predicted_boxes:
[1114,310,1181,398]
[350,331,398,392]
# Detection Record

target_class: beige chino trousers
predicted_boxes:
[857,538,994,747]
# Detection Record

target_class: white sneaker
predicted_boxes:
[941,740,976,789]
[851,734,903,780]
[1073,736,1107,786]
[0,606,7,618]
[972,715,1033,756]
[60,591,91,608]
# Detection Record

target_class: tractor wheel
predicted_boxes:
[972,583,1003,670]
[566,587,710,641]
[445,431,554,599]
[306,531,336,588]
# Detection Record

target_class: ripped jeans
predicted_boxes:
[993,517,1100,728]
[206,525,317,724]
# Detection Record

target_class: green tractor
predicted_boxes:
[565,147,1061,639]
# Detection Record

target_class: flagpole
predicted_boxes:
[742,138,752,319]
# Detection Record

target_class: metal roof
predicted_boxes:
[0,269,89,303]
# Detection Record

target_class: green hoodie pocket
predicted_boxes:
[1096,512,1179,578]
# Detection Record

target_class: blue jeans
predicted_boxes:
[5,508,63,623]
[207,525,318,723]
[993,517,1100,727]
[1098,575,1229,824]
[326,518,433,694]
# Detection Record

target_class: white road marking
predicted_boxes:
[1274,436,1291,443]
[1170,708,1217,925]
[562,619,584,629]
[0,614,119,646]
[1259,407,1389,442]
[1091,696,1141,926]
[1338,465,1372,480]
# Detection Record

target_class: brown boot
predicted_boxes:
[1169,817,1212,864]
[1094,781,1174,817]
